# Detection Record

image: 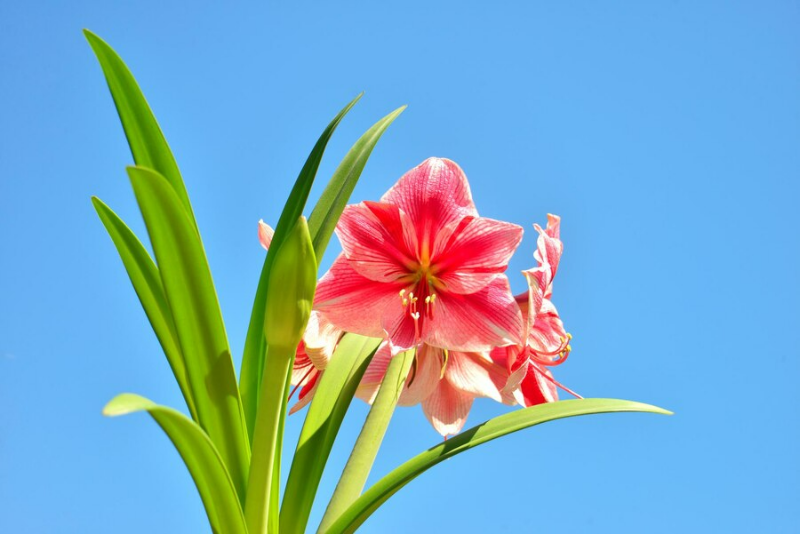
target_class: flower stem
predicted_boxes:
[318,348,415,533]
[245,344,294,534]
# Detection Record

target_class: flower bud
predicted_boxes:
[264,216,317,350]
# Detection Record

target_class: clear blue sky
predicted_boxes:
[1,2,798,533]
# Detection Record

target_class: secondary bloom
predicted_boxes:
[315,157,524,353]
[494,214,575,407]
[357,342,513,436]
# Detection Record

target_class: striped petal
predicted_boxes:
[434,216,524,295]
[335,201,419,283]
[314,255,404,338]
[443,350,507,402]
[425,275,523,352]
[422,378,474,437]
[512,361,558,407]
[356,342,440,407]
[302,311,342,371]
[381,158,477,250]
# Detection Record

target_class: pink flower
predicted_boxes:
[315,158,524,353]
[357,342,513,436]
[493,214,576,407]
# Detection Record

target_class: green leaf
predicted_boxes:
[104,394,248,534]
[322,399,672,534]
[239,94,362,443]
[280,335,382,534]
[91,197,198,422]
[127,165,250,504]
[317,347,414,534]
[84,30,197,227]
[307,105,406,260]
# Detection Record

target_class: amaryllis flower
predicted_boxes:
[357,342,513,436]
[259,220,342,413]
[315,158,524,353]
[493,214,576,407]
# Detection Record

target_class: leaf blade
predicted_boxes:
[280,335,382,534]
[84,30,196,226]
[91,197,198,421]
[322,399,672,534]
[127,165,250,502]
[307,105,406,260]
[104,394,248,534]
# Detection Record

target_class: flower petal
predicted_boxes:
[335,201,419,283]
[356,341,392,404]
[444,350,506,402]
[425,275,524,351]
[258,219,274,250]
[529,299,568,356]
[380,296,419,353]
[512,361,558,407]
[522,267,548,335]
[315,256,404,338]
[356,342,440,407]
[289,371,320,414]
[381,158,478,251]
[302,311,342,371]
[398,344,442,407]
[422,378,474,437]
[533,214,563,284]
[433,216,524,294]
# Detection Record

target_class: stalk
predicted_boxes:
[245,345,294,534]
[318,348,415,532]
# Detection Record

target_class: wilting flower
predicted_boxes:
[494,214,576,407]
[357,342,513,436]
[315,157,524,353]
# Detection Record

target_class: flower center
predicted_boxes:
[399,286,438,344]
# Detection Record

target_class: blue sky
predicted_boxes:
[1,1,799,532]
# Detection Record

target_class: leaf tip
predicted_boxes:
[102,393,154,417]
[83,28,102,47]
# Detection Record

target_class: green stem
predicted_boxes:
[318,348,415,533]
[245,344,294,534]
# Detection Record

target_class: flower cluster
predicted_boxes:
[262,158,574,436]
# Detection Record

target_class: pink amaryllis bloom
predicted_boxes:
[493,214,576,407]
[259,220,342,413]
[315,157,524,353]
[357,342,513,436]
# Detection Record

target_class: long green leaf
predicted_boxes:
[84,30,197,227]
[318,347,413,533]
[280,335,382,534]
[322,399,672,534]
[239,94,362,443]
[104,394,248,534]
[91,197,198,422]
[307,105,406,259]
[127,165,250,503]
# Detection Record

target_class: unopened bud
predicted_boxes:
[264,216,317,350]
